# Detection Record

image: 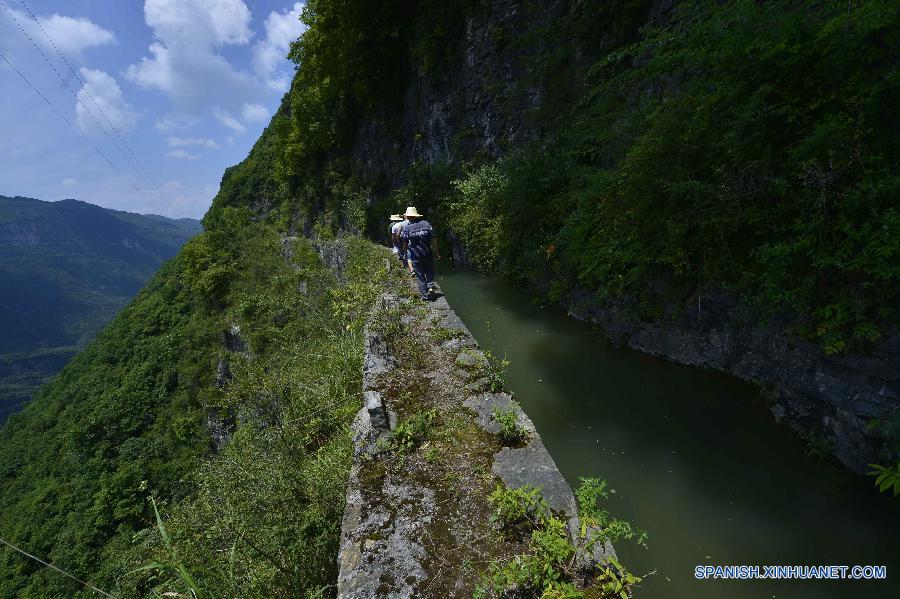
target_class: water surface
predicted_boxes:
[439,269,899,599]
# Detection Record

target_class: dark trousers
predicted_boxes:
[409,258,434,300]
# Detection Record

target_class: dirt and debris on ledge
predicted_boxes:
[336,260,616,598]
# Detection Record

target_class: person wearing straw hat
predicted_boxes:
[389,213,405,264]
[400,206,441,300]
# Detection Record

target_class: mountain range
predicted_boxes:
[0,195,200,421]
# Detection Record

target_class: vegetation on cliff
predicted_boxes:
[1,0,897,595]
[0,204,394,595]
[443,1,898,357]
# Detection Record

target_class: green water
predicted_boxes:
[438,269,899,599]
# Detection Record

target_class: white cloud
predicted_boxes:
[252,2,305,90]
[241,103,269,122]
[165,148,198,160]
[39,13,117,58]
[124,1,304,136]
[213,108,246,134]
[75,68,137,133]
[62,177,77,187]
[125,0,258,114]
[1,9,116,60]
[144,0,252,46]
[167,136,220,149]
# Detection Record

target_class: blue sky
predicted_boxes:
[0,0,306,218]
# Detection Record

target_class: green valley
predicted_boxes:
[0,196,200,421]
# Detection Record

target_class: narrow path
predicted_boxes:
[336,266,611,597]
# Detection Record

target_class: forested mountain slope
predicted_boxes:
[264,0,898,469]
[0,196,200,421]
[0,0,897,597]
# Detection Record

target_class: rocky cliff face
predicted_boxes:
[330,0,898,473]
[567,286,899,473]
[350,0,567,184]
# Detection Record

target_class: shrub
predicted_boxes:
[576,478,647,548]
[387,410,437,456]
[482,350,510,393]
[487,484,549,536]
[868,463,900,497]
[492,408,526,445]
[480,482,645,598]
[446,165,510,271]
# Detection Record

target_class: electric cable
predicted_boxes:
[0,1,160,199]
[0,48,142,195]
[0,537,119,598]
[17,0,163,197]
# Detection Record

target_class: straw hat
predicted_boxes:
[403,206,423,218]
[389,214,403,221]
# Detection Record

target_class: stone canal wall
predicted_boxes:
[336,283,614,597]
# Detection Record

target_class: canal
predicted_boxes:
[438,268,899,599]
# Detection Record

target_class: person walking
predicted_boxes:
[389,214,405,264]
[400,206,441,300]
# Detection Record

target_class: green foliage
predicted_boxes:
[492,408,526,445]
[803,433,835,461]
[487,484,550,536]
[446,165,510,270]
[579,0,899,348]
[0,250,219,596]
[868,463,900,497]
[595,556,643,599]
[482,350,510,393]
[128,497,211,599]
[867,412,900,464]
[385,410,437,456]
[477,515,577,597]
[117,236,395,598]
[409,0,472,78]
[576,478,647,548]
[435,0,899,352]
[0,216,397,596]
[431,325,464,342]
[481,482,644,598]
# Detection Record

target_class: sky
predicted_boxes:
[0,0,307,219]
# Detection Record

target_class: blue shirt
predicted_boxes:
[401,220,434,262]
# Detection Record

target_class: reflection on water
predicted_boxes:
[438,268,899,599]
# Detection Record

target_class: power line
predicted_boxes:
[0,537,119,598]
[17,0,163,198]
[0,48,142,194]
[0,1,158,199]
